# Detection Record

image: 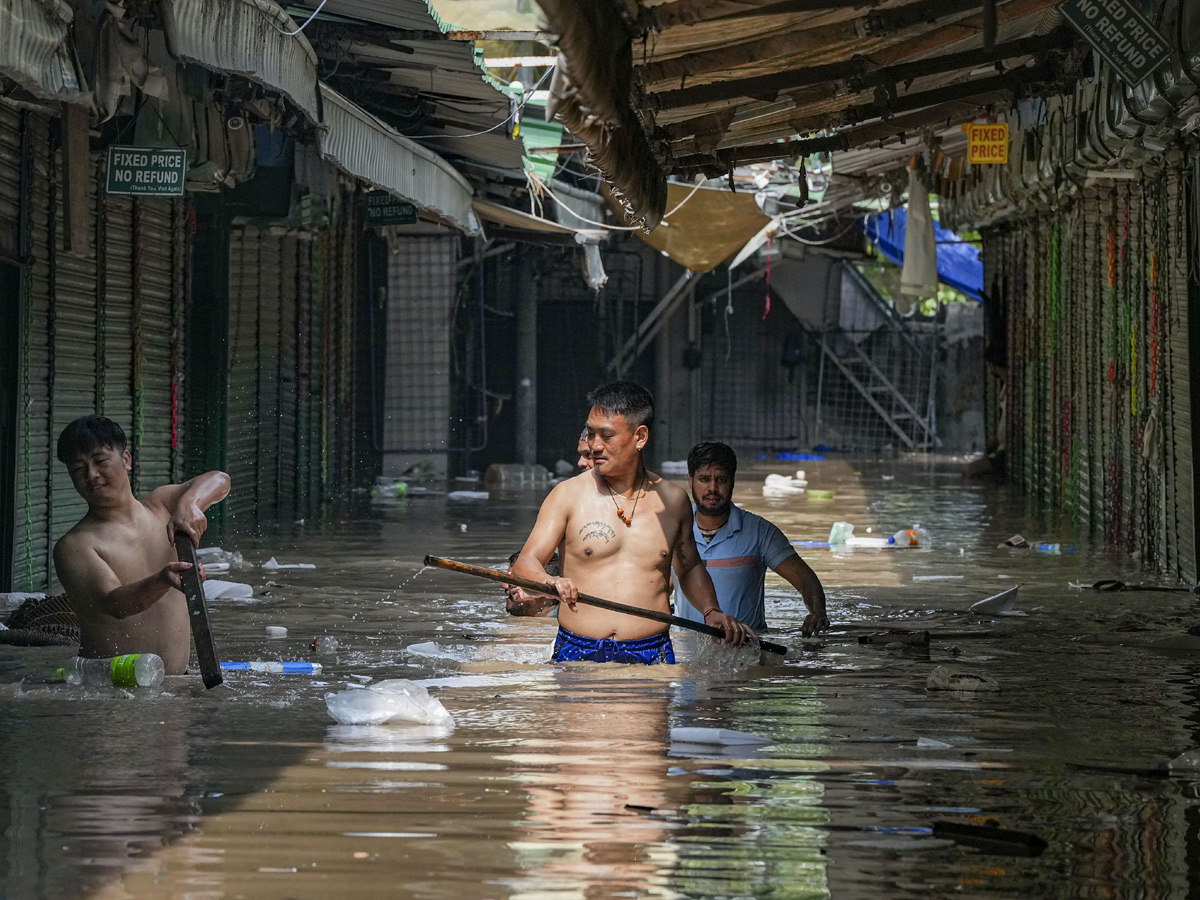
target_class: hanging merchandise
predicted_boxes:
[899,165,937,313]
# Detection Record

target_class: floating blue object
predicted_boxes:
[862,210,984,301]
[777,452,825,461]
[220,661,323,674]
[793,540,831,549]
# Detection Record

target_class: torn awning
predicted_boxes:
[160,0,320,126]
[473,198,606,242]
[0,0,84,101]
[320,84,478,235]
[616,182,771,273]
[863,209,984,301]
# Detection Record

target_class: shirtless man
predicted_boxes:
[52,415,231,674]
[513,382,753,663]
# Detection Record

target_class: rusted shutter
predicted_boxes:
[226,223,261,529]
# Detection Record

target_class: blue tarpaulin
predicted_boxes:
[863,210,984,301]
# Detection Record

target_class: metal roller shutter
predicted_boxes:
[256,229,282,522]
[226,224,260,529]
[1166,167,1195,580]
[277,235,299,522]
[295,235,314,519]
[17,114,53,590]
[47,137,98,582]
[133,198,182,493]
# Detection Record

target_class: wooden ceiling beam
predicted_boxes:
[639,0,987,86]
[652,27,1071,111]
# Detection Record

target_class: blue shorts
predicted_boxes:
[551,625,675,665]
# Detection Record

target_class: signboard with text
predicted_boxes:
[364,191,417,226]
[105,146,187,196]
[965,122,1009,165]
[1062,0,1169,87]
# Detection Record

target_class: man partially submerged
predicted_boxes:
[52,416,230,674]
[513,381,754,664]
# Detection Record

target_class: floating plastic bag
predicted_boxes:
[325,679,454,727]
[926,666,999,693]
[203,579,254,600]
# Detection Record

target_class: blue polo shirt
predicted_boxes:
[674,505,795,632]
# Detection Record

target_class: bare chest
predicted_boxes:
[92,506,174,582]
[565,494,675,566]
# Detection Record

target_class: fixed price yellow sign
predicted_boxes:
[964,122,1009,164]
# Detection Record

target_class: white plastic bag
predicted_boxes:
[325,679,454,727]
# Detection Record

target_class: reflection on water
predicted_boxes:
[3,457,1200,899]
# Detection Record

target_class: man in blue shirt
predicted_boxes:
[675,442,829,636]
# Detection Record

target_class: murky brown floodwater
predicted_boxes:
[3,457,1200,900]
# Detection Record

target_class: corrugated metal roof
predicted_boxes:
[294,0,528,173]
[0,0,84,101]
[319,82,479,233]
[160,0,321,125]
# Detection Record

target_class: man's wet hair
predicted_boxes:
[57,415,127,465]
[687,441,738,478]
[586,381,654,429]
[508,550,561,578]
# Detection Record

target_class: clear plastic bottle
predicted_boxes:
[1035,543,1061,554]
[889,529,919,547]
[58,653,166,688]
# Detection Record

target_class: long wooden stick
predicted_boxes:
[424,555,788,656]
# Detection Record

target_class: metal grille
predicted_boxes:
[383,235,457,471]
[701,283,808,447]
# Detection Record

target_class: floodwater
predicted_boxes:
[3,457,1200,900]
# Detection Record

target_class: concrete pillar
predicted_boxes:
[515,246,537,465]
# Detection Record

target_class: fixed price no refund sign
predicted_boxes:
[964,122,1009,164]
[1061,0,1169,87]
[106,146,187,196]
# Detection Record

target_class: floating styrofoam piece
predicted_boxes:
[262,557,316,570]
[325,679,454,726]
[448,490,489,501]
[670,726,771,745]
[970,585,1020,615]
[913,574,965,582]
[917,736,954,749]
[926,666,1000,692]
[265,625,287,638]
[203,579,254,600]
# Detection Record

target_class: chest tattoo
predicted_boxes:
[579,520,616,544]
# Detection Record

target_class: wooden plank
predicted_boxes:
[175,533,223,689]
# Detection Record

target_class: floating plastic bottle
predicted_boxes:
[1035,543,1061,554]
[220,661,322,675]
[58,653,165,688]
[310,635,339,654]
[889,529,919,547]
[371,480,408,499]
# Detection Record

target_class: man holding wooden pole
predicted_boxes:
[512,382,754,663]
[52,415,230,675]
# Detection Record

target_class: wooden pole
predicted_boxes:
[424,555,788,656]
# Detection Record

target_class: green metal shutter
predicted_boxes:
[46,136,98,584]
[256,229,282,522]
[6,109,51,590]
[226,224,260,530]
[277,235,299,522]
[131,198,183,493]
[18,113,52,590]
